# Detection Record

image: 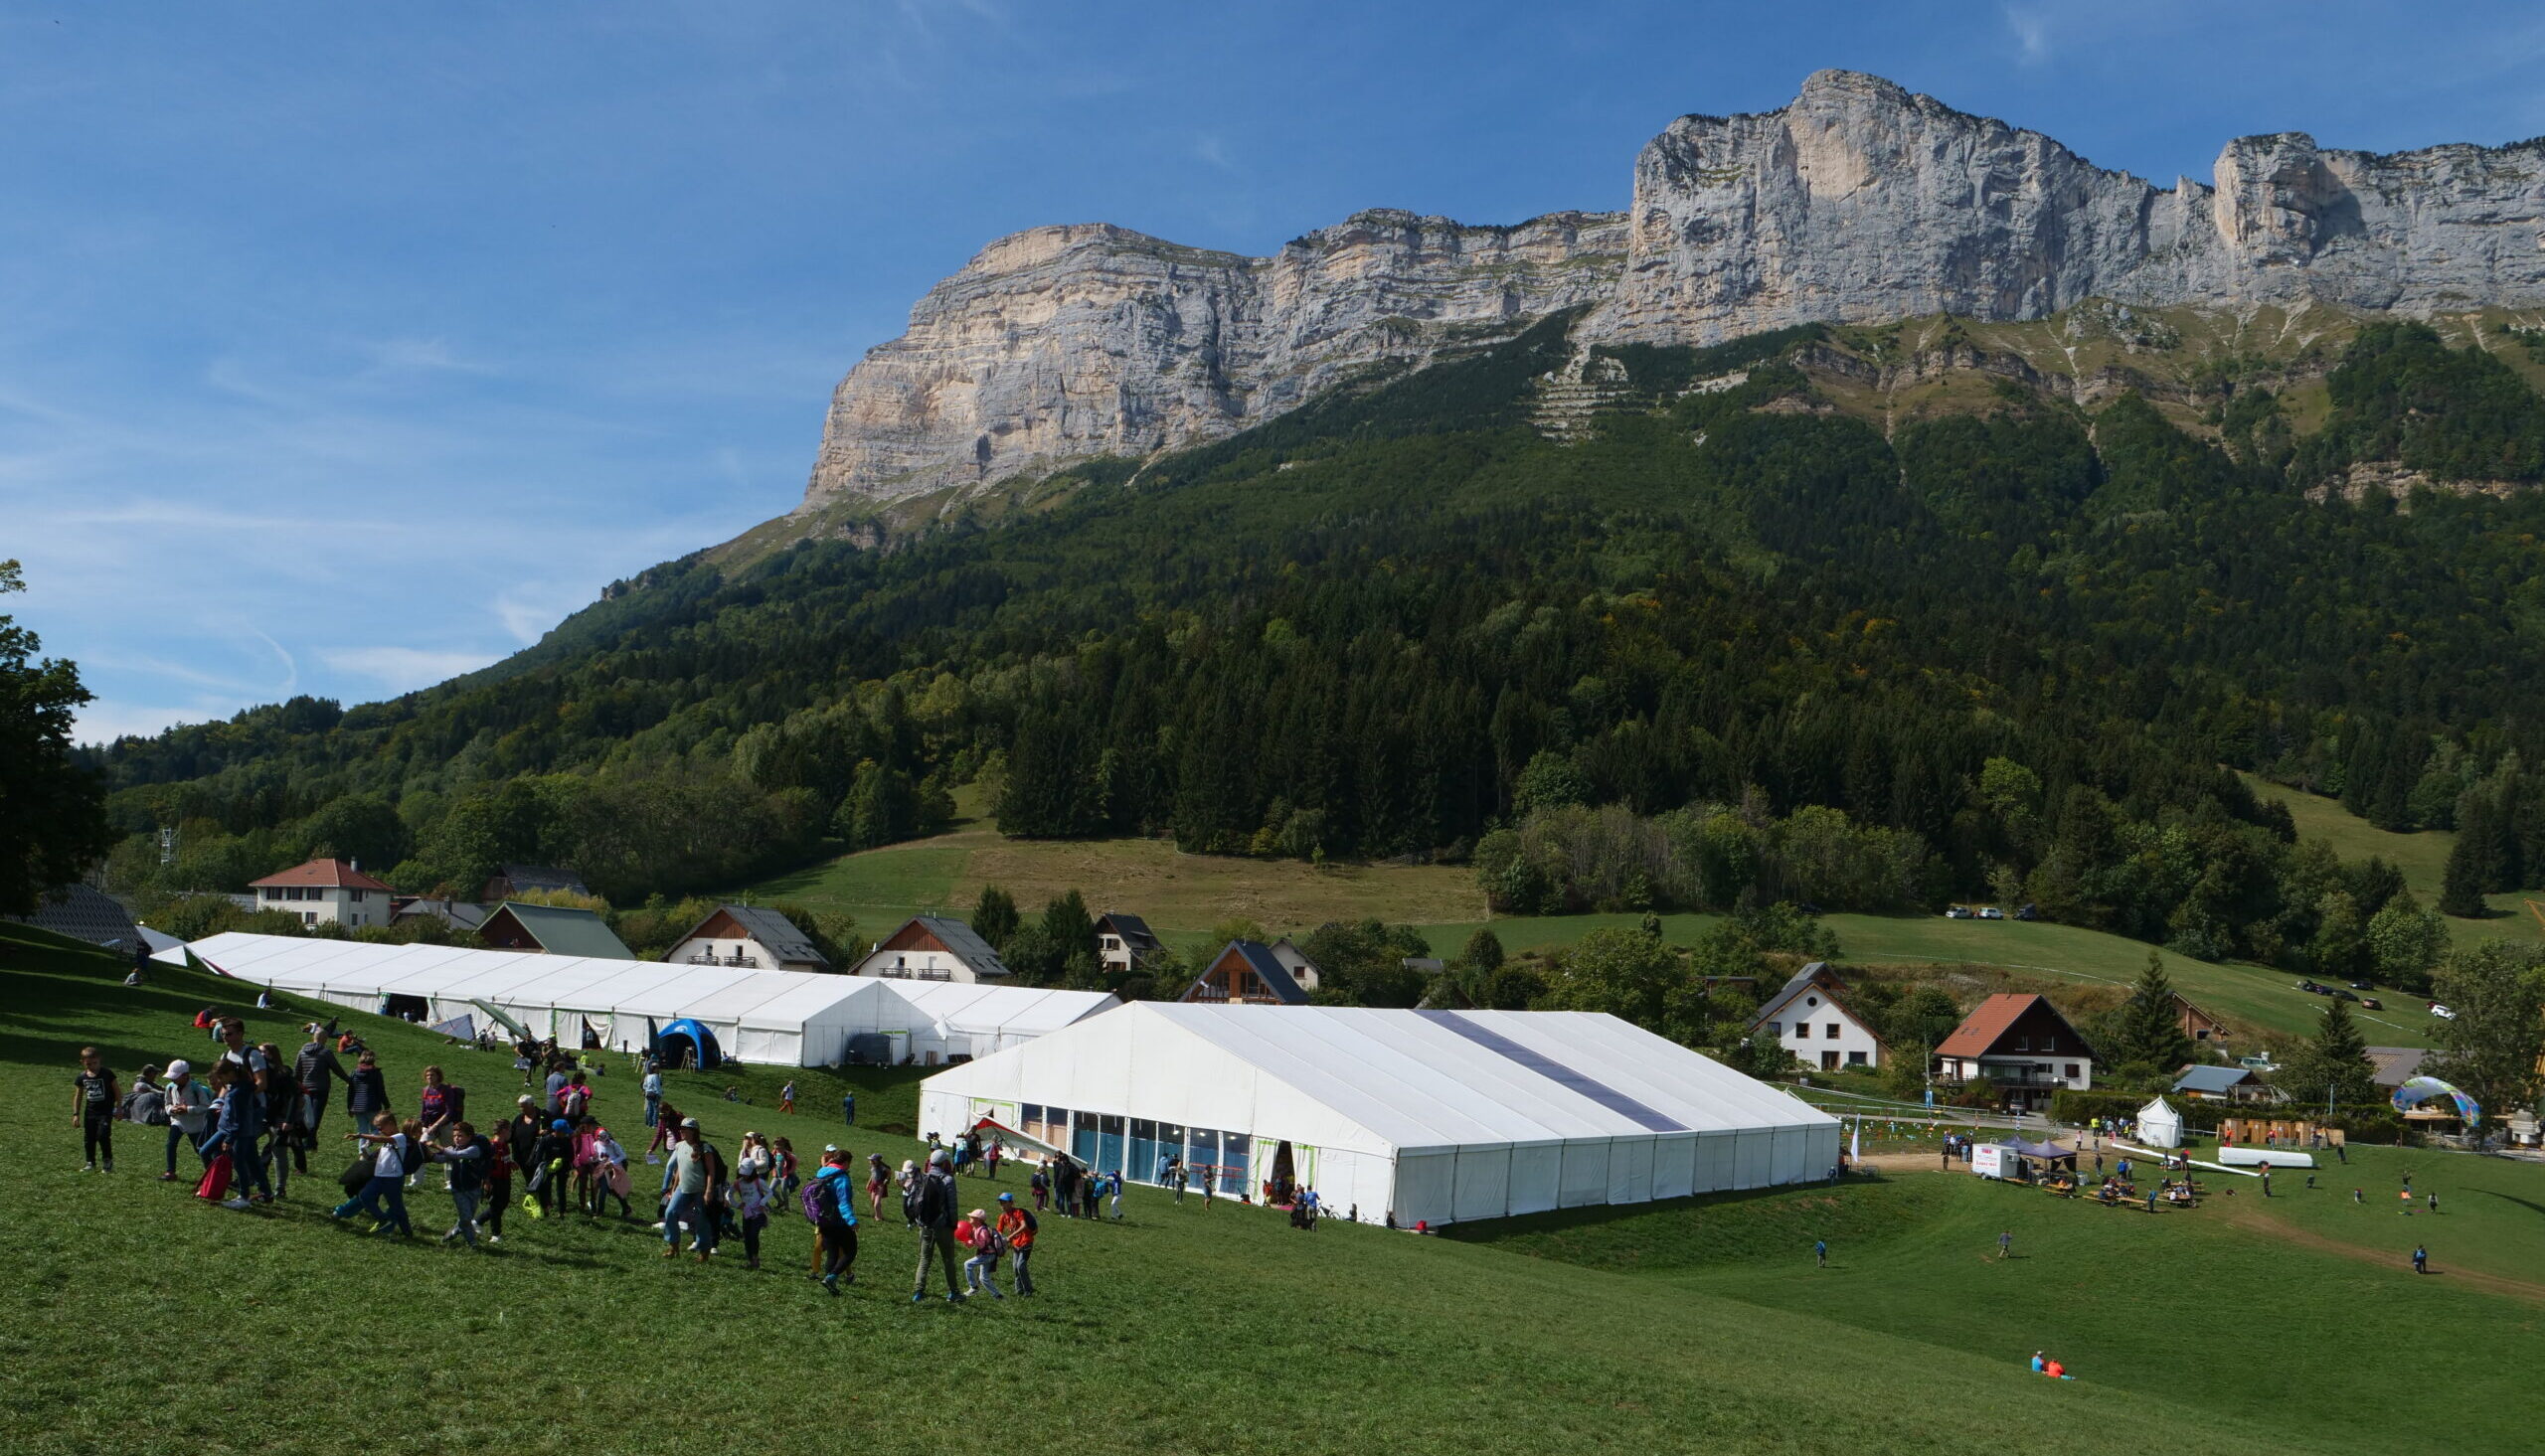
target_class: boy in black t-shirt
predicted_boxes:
[73,1047,120,1172]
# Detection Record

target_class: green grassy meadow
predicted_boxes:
[746,815,2462,1047]
[7,922,2544,1454]
[2239,771,2545,945]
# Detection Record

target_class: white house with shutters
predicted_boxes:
[248,859,396,930]
[1750,962,1886,1072]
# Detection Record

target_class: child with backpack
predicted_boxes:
[477,1117,514,1243]
[995,1191,1038,1296]
[771,1137,799,1203]
[958,1208,1005,1299]
[805,1148,859,1293]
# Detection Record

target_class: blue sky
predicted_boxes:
[8,2,2544,742]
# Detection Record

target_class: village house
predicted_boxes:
[1094,912,1162,976]
[846,915,1011,983]
[2171,1063,2278,1104]
[665,904,832,974]
[249,859,397,930]
[1750,962,1885,1071]
[1935,993,2094,1111]
[1268,936,1323,993]
[476,900,634,959]
[1178,940,1311,1005]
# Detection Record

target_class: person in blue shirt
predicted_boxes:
[811,1148,859,1294]
[1814,1239,1827,1268]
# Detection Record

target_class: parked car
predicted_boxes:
[2327,987,2360,1003]
[2239,1055,2278,1072]
[1944,906,1972,919]
[2012,903,2040,921]
[2360,998,2384,1011]
[2347,980,2375,991]
[2429,1003,2457,1020]
[1976,905,2005,920]
[2294,980,2328,995]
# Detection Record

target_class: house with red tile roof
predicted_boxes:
[248,858,396,930]
[1934,993,2093,1111]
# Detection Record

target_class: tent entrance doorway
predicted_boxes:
[1269,1140,1297,1204]
[383,993,428,1021]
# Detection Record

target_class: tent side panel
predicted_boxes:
[1507,1144,1562,1215]
[1770,1126,1808,1185]
[1557,1140,1611,1209]
[1393,1152,1455,1227]
[1651,1132,1697,1201]
[1450,1148,1513,1222]
[1734,1128,1772,1190]
[1607,1135,1655,1205]
[1801,1123,1841,1185]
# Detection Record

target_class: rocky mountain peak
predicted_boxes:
[797,73,2545,512]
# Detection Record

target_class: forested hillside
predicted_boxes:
[85,314,2545,982]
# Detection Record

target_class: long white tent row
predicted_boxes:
[160,932,1117,1067]
[920,1003,1840,1227]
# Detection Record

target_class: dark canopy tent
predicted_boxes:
[655,1018,724,1070]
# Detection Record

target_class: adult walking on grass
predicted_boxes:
[334,1112,414,1236]
[996,1191,1037,1296]
[293,1024,350,1140]
[1996,1230,2012,1261]
[811,1149,859,1293]
[912,1149,965,1304]
[2412,1244,2428,1275]
[345,1051,388,1134]
[1815,1239,1827,1269]
[258,1043,300,1195]
[661,1118,712,1261]
[72,1047,118,1173]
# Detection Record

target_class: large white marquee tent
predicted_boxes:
[160,932,1116,1067]
[919,1002,1841,1227]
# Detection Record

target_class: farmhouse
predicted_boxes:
[1094,912,1162,975]
[476,901,634,959]
[2172,1063,2278,1104]
[1179,940,1310,1005]
[920,1003,1841,1227]
[666,904,831,973]
[1750,962,1884,1071]
[1268,936,1323,992]
[847,915,1011,983]
[391,896,487,932]
[2174,993,2228,1045]
[248,858,396,930]
[1935,993,2093,1110]
[159,932,1114,1066]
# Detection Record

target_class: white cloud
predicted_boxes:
[317,644,501,692]
[2003,3,2053,64]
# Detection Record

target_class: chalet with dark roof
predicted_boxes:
[848,915,1011,983]
[1094,912,1162,975]
[1935,993,2093,1110]
[1180,940,1309,1006]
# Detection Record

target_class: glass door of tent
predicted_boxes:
[1072,1111,1099,1167]
[1098,1115,1125,1178]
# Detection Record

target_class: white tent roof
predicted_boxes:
[925,1003,1837,1156]
[159,932,1116,1048]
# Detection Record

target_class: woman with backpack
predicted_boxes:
[808,1148,859,1293]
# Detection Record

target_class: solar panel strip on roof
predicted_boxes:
[1419,1011,1689,1133]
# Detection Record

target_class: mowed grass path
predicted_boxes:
[0,925,2339,1456]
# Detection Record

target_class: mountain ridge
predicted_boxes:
[800,69,2545,512]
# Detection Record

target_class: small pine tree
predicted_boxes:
[2439,832,2489,917]
[2107,952,2197,1073]
[971,885,1019,948]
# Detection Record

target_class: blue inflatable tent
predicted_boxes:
[655,1018,724,1070]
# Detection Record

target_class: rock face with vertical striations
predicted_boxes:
[800,71,2545,509]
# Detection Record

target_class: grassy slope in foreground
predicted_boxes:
[0,926,2316,1456]
[1455,1151,2545,1456]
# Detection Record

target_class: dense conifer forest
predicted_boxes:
[85,314,2545,982]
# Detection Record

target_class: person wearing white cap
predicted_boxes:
[957,1207,1005,1299]
[161,1059,213,1180]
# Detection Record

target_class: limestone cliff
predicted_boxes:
[802,71,2545,509]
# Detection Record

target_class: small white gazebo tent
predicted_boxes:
[2137,1096,2184,1149]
